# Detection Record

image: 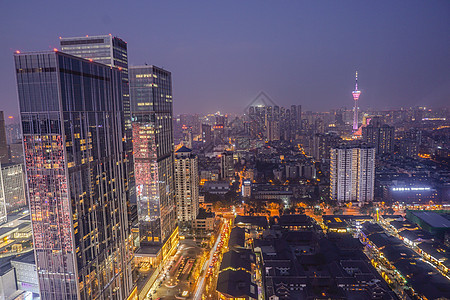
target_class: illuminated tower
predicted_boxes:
[352,71,361,132]
[129,66,179,265]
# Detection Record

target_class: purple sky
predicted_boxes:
[1,1,449,118]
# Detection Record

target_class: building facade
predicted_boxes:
[174,146,199,227]
[60,34,137,230]
[0,112,9,164]
[362,117,395,155]
[1,163,27,213]
[129,66,178,262]
[0,164,7,224]
[330,144,375,204]
[15,51,134,299]
[220,151,234,181]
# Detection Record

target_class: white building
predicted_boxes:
[330,144,375,204]
[175,146,199,227]
[242,180,252,197]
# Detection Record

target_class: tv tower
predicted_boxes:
[352,71,361,132]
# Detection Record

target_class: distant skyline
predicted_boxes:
[1,0,449,118]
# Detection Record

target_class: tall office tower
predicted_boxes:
[220,151,234,181]
[352,72,361,132]
[129,66,178,264]
[15,51,135,299]
[330,144,375,204]
[1,163,27,212]
[60,35,137,229]
[0,112,9,164]
[174,146,199,228]
[362,117,395,155]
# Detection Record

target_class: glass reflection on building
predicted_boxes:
[129,66,178,262]
[15,51,134,299]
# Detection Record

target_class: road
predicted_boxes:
[193,221,225,300]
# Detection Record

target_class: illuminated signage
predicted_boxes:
[392,187,431,192]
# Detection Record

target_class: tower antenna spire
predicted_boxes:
[352,71,361,132]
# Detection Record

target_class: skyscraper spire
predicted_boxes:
[352,71,361,132]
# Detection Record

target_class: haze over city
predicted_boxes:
[1,0,449,117]
[0,1,449,300]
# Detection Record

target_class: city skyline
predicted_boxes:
[1,2,450,300]
[1,1,450,117]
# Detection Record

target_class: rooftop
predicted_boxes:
[410,211,450,228]
[216,269,257,299]
[175,145,192,153]
[235,215,268,229]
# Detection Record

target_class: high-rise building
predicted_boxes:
[8,142,23,164]
[174,146,199,227]
[330,144,375,204]
[15,51,135,299]
[129,66,178,264]
[312,132,341,162]
[1,163,27,213]
[201,124,212,146]
[266,120,280,142]
[0,112,9,164]
[60,34,137,229]
[362,118,395,155]
[290,104,302,137]
[220,151,234,181]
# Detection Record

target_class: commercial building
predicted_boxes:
[60,34,137,230]
[129,65,178,264]
[0,112,9,165]
[406,211,450,240]
[174,146,199,227]
[0,172,6,224]
[0,251,39,299]
[330,143,375,204]
[1,163,27,213]
[15,51,134,299]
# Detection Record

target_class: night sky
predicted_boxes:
[1,0,449,118]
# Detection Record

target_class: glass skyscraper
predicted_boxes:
[15,51,135,299]
[59,35,137,231]
[129,66,178,263]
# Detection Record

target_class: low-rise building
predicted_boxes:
[192,208,216,232]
